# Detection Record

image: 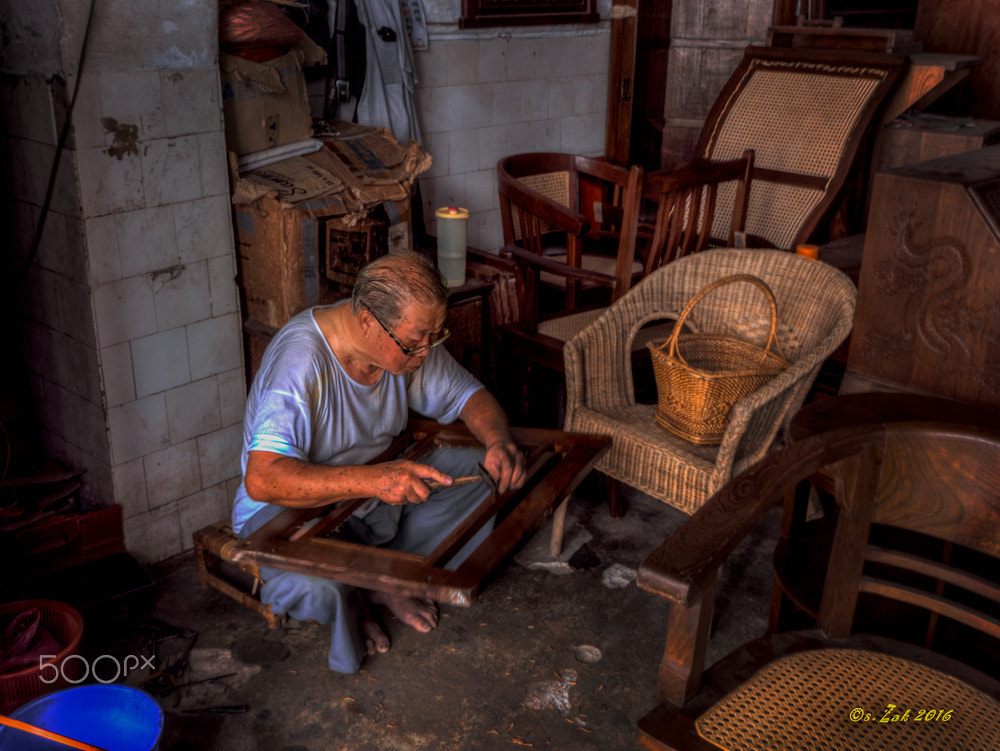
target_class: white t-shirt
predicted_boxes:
[231,304,483,533]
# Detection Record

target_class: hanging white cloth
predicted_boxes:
[354,0,421,143]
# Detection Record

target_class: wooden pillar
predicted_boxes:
[605,0,640,165]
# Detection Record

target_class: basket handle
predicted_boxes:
[654,273,785,364]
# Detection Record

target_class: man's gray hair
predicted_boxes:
[351,250,450,327]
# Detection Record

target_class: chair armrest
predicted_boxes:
[637,470,780,607]
[562,281,655,414]
[504,245,618,288]
[467,246,518,273]
[639,420,878,608]
[708,356,821,492]
[574,154,634,186]
[498,173,590,236]
[636,430,815,707]
[505,244,620,334]
[710,274,857,494]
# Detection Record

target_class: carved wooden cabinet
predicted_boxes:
[843,145,1000,410]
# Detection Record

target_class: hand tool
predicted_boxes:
[424,462,497,492]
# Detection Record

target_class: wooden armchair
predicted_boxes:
[497,152,644,313]
[496,152,642,423]
[693,46,905,249]
[563,248,856,517]
[637,151,753,271]
[498,151,753,424]
[636,402,1000,750]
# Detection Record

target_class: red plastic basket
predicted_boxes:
[0,599,84,714]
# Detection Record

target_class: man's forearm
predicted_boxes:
[460,389,526,493]
[459,389,516,450]
[244,451,383,507]
[244,450,456,508]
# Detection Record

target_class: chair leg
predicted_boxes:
[769,477,819,633]
[606,474,624,518]
[768,582,796,634]
[549,495,570,556]
[656,569,718,706]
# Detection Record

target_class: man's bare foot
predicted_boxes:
[367,590,439,633]
[360,614,390,655]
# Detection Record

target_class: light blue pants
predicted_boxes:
[239,446,494,673]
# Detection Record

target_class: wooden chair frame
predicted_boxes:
[697,46,905,249]
[231,420,610,606]
[497,152,644,314]
[637,399,1000,711]
[770,392,1000,634]
[639,150,753,271]
[496,152,754,429]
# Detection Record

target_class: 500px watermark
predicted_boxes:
[39,654,155,684]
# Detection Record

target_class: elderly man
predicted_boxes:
[231,250,526,673]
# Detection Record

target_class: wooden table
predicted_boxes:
[230,420,610,607]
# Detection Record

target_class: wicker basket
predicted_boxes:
[648,274,789,445]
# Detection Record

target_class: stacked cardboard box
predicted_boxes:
[229,122,431,382]
[220,47,316,156]
[233,191,411,330]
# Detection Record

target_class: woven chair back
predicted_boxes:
[511,171,570,241]
[701,49,902,249]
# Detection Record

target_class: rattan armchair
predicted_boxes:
[562,248,856,517]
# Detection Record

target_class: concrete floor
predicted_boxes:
[105,479,780,751]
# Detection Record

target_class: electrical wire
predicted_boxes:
[12,0,98,288]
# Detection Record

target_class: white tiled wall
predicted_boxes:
[3,2,245,565]
[76,64,244,564]
[412,26,610,252]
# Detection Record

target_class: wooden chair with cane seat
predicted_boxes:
[498,151,753,426]
[562,248,856,519]
[497,152,645,316]
[635,407,1000,751]
[495,152,641,424]
[769,392,1000,639]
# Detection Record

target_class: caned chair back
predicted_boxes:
[700,47,904,249]
[511,170,571,241]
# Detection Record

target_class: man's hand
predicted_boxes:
[459,389,527,495]
[374,460,456,505]
[482,438,526,495]
[245,451,457,509]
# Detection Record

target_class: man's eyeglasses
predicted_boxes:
[364,304,451,356]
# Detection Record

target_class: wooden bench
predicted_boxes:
[193,520,287,629]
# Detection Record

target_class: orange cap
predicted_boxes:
[436,206,469,219]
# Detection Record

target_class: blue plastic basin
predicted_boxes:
[0,685,163,751]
